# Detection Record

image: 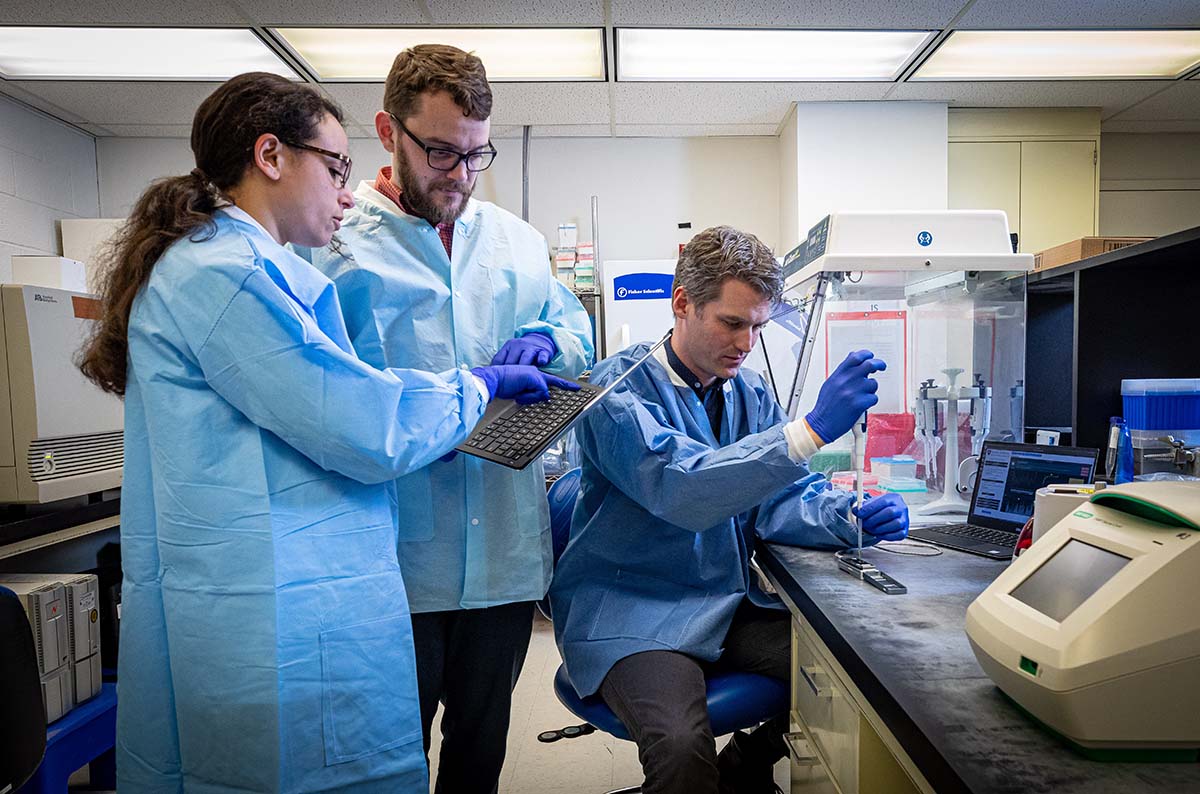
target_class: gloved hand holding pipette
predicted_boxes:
[853,494,910,542]
[805,350,888,443]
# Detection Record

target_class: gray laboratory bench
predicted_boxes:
[759,541,1200,794]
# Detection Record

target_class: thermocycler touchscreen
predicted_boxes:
[1009,539,1130,622]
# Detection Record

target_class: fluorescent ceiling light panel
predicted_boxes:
[616,28,932,81]
[275,28,605,81]
[914,30,1200,80]
[0,27,298,81]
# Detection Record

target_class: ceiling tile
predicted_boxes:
[615,123,780,137]
[490,83,612,125]
[887,80,1164,119]
[89,124,195,137]
[425,0,605,25]
[1104,81,1200,120]
[610,0,966,28]
[529,124,614,137]
[0,0,250,26]
[612,82,891,125]
[954,0,1200,28]
[243,1,425,26]
[3,81,223,126]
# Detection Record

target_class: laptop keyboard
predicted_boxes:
[921,523,1017,546]
[461,387,595,466]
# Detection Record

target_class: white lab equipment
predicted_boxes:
[0,573,102,705]
[1031,483,1103,542]
[966,481,1200,756]
[11,256,88,292]
[1036,429,1061,446]
[0,577,76,722]
[0,284,124,503]
[600,259,676,358]
[770,210,1032,520]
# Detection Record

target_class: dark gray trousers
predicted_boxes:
[598,599,791,794]
[411,600,535,794]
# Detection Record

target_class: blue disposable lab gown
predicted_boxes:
[118,209,487,793]
[550,342,860,698]
[300,183,593,611]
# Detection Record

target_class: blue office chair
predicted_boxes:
[1,585,48,793]
[544,469,790,793]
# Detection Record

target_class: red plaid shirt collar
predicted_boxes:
[375,166,454,258]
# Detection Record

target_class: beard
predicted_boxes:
[395,148,474,226]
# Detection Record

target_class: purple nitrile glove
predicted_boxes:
[491,332,557,367]
[804,350,887,443]
[853,493,909,542]
[470,364,579,405]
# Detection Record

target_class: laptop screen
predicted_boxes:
[969,442,1099,530]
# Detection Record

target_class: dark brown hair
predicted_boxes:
[78,72,343,395]
[383,44,493,121]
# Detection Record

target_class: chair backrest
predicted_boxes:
[546,467,582,568]
[0,585,48,791]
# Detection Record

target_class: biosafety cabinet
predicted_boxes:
[752,211,1033,517]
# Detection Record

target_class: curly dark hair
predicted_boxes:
[78,72,343,395]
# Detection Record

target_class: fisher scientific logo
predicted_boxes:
[917,231,934,247]
[613,273,674,301]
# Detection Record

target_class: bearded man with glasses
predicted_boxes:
[297,43,594,794]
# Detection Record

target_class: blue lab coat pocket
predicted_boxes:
[587,570,711,647]
[320,613,422,765]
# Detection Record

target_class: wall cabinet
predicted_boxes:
[948,109,1099,255]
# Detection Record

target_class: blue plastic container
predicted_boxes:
[1121,379,1200,430]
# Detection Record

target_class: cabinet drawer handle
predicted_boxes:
[785,731,821,766]
[800,664,832,699]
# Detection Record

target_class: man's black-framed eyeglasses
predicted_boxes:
[281,140,353,188]
[388,112,497,173]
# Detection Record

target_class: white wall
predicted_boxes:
[0,95,99,281]
[509,136,780,259]
[1098,133,1200,238]
[777,106,800,254]
[787,102,948,239]
[98,134,782,261]
[97,136,388,217]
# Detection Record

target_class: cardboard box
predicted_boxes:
[1033,236,1153,272]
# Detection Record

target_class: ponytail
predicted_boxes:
[78,172,218,395]
[77,71,343,396]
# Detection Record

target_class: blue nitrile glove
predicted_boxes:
[471,364,579,405]
[853,493,909,542]
[804,350,887,443]
[491,332,557,367]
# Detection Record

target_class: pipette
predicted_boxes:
[837,411,907,595]
[853,411,868,561]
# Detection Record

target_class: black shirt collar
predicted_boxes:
[665,337,725,399]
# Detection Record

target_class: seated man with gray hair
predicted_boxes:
[550,226,909,793]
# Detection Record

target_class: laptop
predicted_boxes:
[909,441,1100,559]
[457,333,671,470]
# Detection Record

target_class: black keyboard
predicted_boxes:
[909,522,1018,558]
[925,523,1018,546]
[458,385,598,469]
